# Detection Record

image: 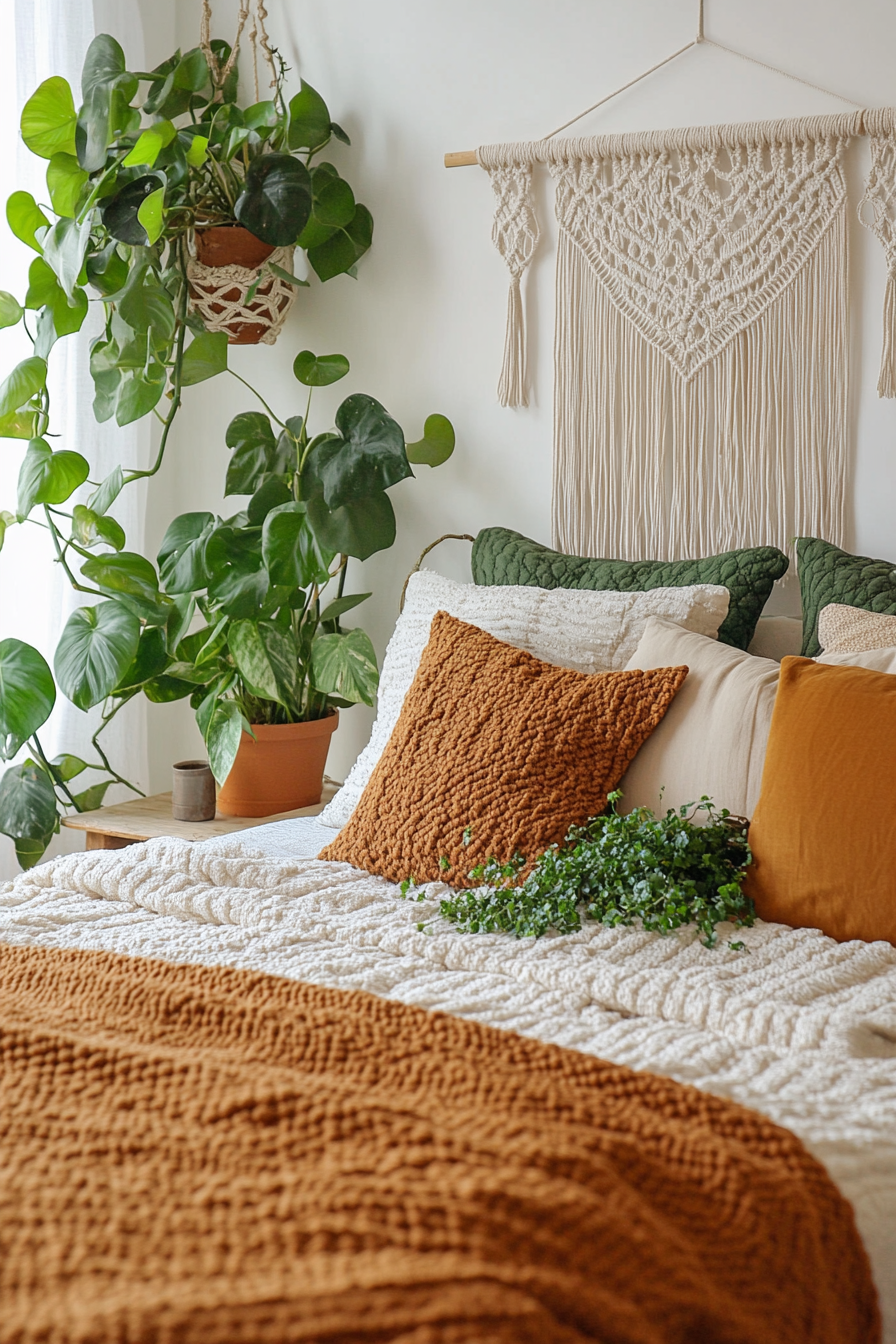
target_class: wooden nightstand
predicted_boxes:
[61,779,340,850]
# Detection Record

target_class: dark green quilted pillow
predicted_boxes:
[471,528,789,650]
[797,536,896,657]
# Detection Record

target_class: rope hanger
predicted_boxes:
[444,0,861,167]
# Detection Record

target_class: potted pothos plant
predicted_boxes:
[0,29,447,865]
[153,349,454,815]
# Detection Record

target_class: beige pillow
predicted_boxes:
[818,603,896,654]
[621,618,780,819]
[817,645,896,675]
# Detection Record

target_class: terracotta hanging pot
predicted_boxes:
[188,224,298,346]
[216,710,339,818]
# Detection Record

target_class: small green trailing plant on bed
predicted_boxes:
[405,795,754,950]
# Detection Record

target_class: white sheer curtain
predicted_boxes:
[0,0,149,879]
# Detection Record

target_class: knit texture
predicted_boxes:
[798,536,896,656]
[320,611,687,885]
[819,603,896,653]
[319,568,728,832]
[472,527,789,650]
[0,941,881,1344]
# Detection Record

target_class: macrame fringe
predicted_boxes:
[879,272,896,397]
[552,217,847,561]
[498,275,527,407]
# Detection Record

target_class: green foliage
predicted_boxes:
[432,796,755,950]
[0,32,453,864]
[158,363,452,783]
[0,640,56,759]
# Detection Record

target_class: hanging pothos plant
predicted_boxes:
[0,31,453,869]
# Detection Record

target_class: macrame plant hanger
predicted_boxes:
[200,0,279,104]
[189,1,299,346]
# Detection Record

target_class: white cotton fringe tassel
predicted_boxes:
[498,275,528,407]
[878,272,896,397]
[552,219,848,562]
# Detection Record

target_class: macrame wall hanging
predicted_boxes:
[447,10,896,562]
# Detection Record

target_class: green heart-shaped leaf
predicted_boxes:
[262,501,333,587]
[234,153,312,247]
[306,489,396,562]
[51,753,88,782]
[136,186,166,245]
[302,393,410,510]
[101,175,165,246]
[20,77,77,159]
[88,466,124,516]
[17,439,89,519]
[0,763,59,855]
[158,511,215,593]
[181,330,229,386]
[46,153,89,218]
[292,350,349,387]
[0,292,23,330]
[114,625,169,692]
[287,80,331,151]
[205,699,247,784]
[123,120,176,168]
[0,358,47,418]
[71,781,113,813]
[41,215,92,299]
[115,368,165,425]
[225,412,292,494]
[405,413,456,468]
[55,600,141,710]
[306,204,373,282]
[72,505,126,551]
[0,639,56,758]
[311,627,378,705]
[229,619,299,706]
[6,192,50,253]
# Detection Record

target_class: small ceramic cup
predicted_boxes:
[172,760,217,822]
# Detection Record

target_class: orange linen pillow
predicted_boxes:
[745,656,896,945]
[320,611,687,886]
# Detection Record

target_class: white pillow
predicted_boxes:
[817,646,896,674]
[320,571,730,830]
[620,617,780,819]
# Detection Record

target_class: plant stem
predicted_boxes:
[92,697,145,797]
[226,368,286,427]
[43,506,103,596]
[124,246,190,483]
[31,732,80,811]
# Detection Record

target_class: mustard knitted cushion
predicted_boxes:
[320,612,687,885]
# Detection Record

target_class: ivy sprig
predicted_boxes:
[424,793,754,950]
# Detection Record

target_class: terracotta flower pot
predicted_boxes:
[216,711,339,818]
[189,225,295,346]
[194,224,275,270]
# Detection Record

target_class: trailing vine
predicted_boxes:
[402,795,754,950]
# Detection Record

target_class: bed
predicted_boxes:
[1,813,894,1341]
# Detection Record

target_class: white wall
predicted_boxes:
[137,0,896,791]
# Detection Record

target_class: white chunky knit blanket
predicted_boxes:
[2,833,895,1335]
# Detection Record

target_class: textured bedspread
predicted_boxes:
[1,833,895,1336]
[0,941,881,1344]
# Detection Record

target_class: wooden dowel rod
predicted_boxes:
[444,150,478,168]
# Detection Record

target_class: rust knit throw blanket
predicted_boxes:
[0,943,880,1344]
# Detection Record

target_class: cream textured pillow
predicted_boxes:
[621,617,780,819]
[320,571,730,830]
[818,603,896,654]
